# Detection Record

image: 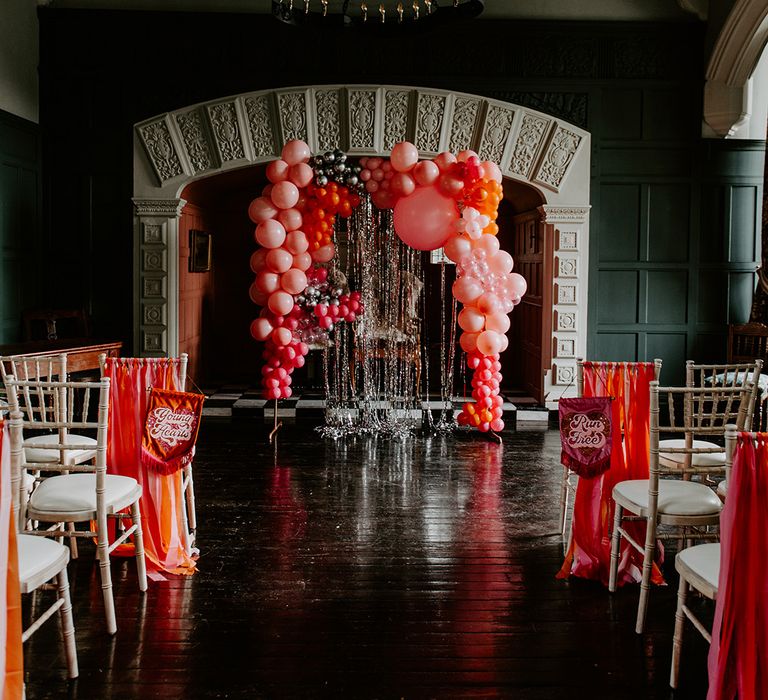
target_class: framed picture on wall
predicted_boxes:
[189,229,212,273]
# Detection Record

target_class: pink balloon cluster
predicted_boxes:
[456,350,505,433]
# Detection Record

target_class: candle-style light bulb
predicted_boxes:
[412,0,419,19]
[397,2,403,22]
[361,2,367,21]
[425,0,432,14]
[321,0,328,16]
[304,0,310,14]
[379,3,386,22]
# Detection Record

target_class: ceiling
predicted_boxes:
[44,0,697,22]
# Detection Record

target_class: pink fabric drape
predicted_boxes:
[103,359,197,576]
[0,422,23,700]
[707,433,768,699]
[557,362,664,587]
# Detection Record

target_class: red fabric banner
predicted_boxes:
[557,362,664,587]
[559,397,613,479]
[142,388,204,476]
[707,433,768,700]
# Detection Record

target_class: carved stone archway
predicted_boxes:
[133,85,591,402]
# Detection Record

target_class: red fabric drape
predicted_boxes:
[103,359,197,576]
[557,362,664,586]
[1,422,23,700]
[707,433,768,699]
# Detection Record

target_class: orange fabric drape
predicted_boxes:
[707,433,768,699]
[557,362,664,586]
[1,422,23,700]
[103,360,197,576]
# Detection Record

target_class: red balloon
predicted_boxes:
[393,186,458,251]
[413,160,440,186]
[390,172,416,197]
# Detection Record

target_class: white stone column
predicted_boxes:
[132,198,186,357]
[538,205,591,406]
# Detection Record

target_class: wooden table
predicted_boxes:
[0,339,122,374]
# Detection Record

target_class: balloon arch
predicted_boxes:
[248,139,527,435]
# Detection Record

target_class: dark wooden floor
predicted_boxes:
[23,420,711,699]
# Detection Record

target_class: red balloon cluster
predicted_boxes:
[303,182,360,254]
[457,350,505,433]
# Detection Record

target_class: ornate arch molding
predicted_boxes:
[132,85,591,402]
[705,0,768,137]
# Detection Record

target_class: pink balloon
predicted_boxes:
[248,197,278,224]
[460,332,479,353]
[390,172,416,197]
[365,179,379,193]
[444,235,472,263]
[499,334,509,352]
[311,243,336,263]
[438,174,464,198]
[473,234,501,255]
[485,312,510,334]
[281,140,311,166]
[268,291,294,317]
[280,268,308,295]
[255,219,286,249]
[382,161,392,173]
[477,330,504,356]
[457,149,479,163]
[288,162,313,188]
[248,282,268,306]
[482,161,502,183]
[509,273,528,297]
[256,269,280,294]
[458,306,485,333]
[390,141,419,173]
[434,152,458,172]
[292,252,312,271]
[271,181,300,210]
[360,169,372,182]
[393,186,459,251]
[285,230,309,254]
[372,190,395,210]
[490,418,505,432]
[277,208,303,232]
[478,292,502,315]
[262,184,273,197]
[413,160,440,186]
[452,276,483,305]
[266,247,293,274]
[271,326,292,347]
[250,248,268,273]
[367,157,382,170]
[489,250,514,275]
[266,159,290,183]
[250,317,273,341]
[372,169,384,182]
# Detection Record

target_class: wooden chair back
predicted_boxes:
[727,323,768,364]
[685,359,762,429]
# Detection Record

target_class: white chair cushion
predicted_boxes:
[658,438,725,467]
[717,480,728,499]
[16,533,67,585]
[25,433,97,463]
[29,473,139,514]
[614,479,723,516]
[676,543,720,592]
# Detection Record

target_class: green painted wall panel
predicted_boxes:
[699,184,725,263]
[729,185,758,263]
[598,184,640,262]
[728,272,755,325]
[594,333,637,361]
[647,333,687,385]
[602,90,642,140]
[598,271,638,324]
[647,271,688,324]
[698,270,728,325]
[601,148,692,177]
[647,184,690,263]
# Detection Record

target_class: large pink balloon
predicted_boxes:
[268,290,294,316]
[459,332,479,353]
[390,141,419,173]
[489,250,514,275]
[281,140,311,166]
[255,219,286,249]
[256,269,280,294]
[434,152,457,172]
[485,312,510,334]
[452,276,483,305]
[271,327,292,347]
[444,235,471,263]
[458,306,485,333]
[271,181,300,210]
[277,208,303,232]
[477,330,504,356]
[390,172,416,197]
[266,160,289,183]
[311,243,336,263]
[509,273,528,297]
[288,162,313,188]
[250,248,268,273]
[393,186,459,251]
[457,149,479,163]
[473,234,500,255]
[482,160,502,183]
[248,282,268,306]
[281,268,308,295]
[250,317,273,341]
[266,247,293,274]
[285,230,309,254]
[292,252,312,271]
[248,197,278,224]
[478,292,502,315]
[413,160,439,186]
[438,174,464,198]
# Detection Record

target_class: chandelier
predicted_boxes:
[271,0,485,29]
